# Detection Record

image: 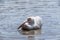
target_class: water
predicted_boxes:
[0,0,60,40]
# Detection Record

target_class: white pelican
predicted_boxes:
[18,16,42,30]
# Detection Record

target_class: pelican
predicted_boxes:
[18,16,42,30]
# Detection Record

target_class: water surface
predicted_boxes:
[0,0,60,40]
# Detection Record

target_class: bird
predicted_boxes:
[18,16,42,31]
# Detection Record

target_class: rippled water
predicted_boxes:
[0,0,60,40]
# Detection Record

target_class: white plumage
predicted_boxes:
[25,16,42,30]
[18,16,42,30]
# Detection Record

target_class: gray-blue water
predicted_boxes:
[0,0,60,40]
